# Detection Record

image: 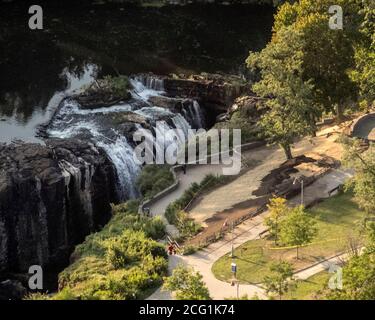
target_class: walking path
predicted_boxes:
[148,167,352,300]
[189,131,343,224]
[147,127,351,300]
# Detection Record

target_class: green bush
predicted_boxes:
[165,174,230,229]
[182,245,199,255]
[103,75,131,96]
[51,201,168,300]
[137,165,174,199]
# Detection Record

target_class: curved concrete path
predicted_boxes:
[149,164,226,218]
[148,167,352,300]
[146,126,352,300]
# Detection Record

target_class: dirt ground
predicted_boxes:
[186,123,347,246]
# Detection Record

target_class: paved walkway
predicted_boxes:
[189,132,343,224]
[147,167,352,300]
[149,164,225,218]
[149,164,225,236]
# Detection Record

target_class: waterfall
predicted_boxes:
[59,159,94,229]
[97,136,140,201]
[192,100,204,128]
[171,114,193,140]
[182,100,205,129]
[47,76,204,203]
[133,74,165,91]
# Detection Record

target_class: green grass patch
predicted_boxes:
[137,164,174,200]
[212,192,364,284]
[282,271,330,300]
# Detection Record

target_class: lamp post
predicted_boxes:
[293,177,304,206]
[230,221,234,257]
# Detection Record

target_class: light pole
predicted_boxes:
[230,221,234,257]
[293,177,304,206]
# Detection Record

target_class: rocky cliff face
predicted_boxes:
[0,139,118,276]
[164,75,250,114]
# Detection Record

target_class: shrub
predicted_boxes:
[137,165,174,199]
[103,75,131,96]
[143,216,166,240]
[52,201,168,300]
[182,245,199,255]
[164,174,229,239]
[24,292,50,300]
[163,265,211,300]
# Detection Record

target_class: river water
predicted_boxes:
[0,2,274,143]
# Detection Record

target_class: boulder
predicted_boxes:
[229,95,266,121]
[148,96,186,112]
[73,77,132,109]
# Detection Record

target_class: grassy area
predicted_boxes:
[282,271,330,300]
[137,164,174,199]
[212,192,364,284]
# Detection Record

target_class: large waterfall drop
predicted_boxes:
[47,75,204,202]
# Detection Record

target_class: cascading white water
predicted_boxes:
[59,159,94,228]
[180,100,205,129]
[97,136,140,200]
[132,74,165,91]
[192,100,204,128]
[47,77,204,202]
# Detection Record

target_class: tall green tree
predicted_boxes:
[350,0,375,108]
[327,224,375,300]
[247,26,319,159]
[163,265,211,300]
[264,260,295,300]
[273,0,363,122]
[342,137,375,216]
[279,206,317,259]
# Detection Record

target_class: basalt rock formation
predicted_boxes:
[164,74,250,115]
[0,139,118,277]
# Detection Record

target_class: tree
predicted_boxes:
[350,0,375,108]
[342,137,375,215]
[327,224,375,300]
[247,26,319,159]
[265,197,289,245]
[273,0,363,123]
[263,261,295,300]
[279,206,317,259]
[163,265,211,300]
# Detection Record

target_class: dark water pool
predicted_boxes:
[0,2,274,143]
